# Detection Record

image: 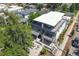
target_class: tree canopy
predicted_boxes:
[69,4,76,13]
[0,12,33,56]
[61,4,68,12]
[28,12,41,24]
[36,4,43,11]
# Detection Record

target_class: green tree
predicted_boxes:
[40,47,48,55]
[75,3,79,10]
[69,4,76,13]
[0,12,33,56]
[36,4,43,11]
[0,27,6,48]
[28,12,41,24]
[0,44,28,56]
[18,3,27,9]
[54,3,62,11]
[0,16,7,48]
[62,4,68,12]
[46,4,51,8]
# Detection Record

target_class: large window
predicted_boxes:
[44,32,56,38]
[32,21,42,27]
[32,21,42,32]
[43,24,54,30]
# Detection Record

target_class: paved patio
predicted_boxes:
[29,39,44,56]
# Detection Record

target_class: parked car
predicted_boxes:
[76,24,79,32]
[76,28,79,32]
[72,37,79,48]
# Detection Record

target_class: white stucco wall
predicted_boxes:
[56,21,67,40]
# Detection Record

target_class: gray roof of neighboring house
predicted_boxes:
[19,8,38,16]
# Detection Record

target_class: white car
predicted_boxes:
[76,28,79,32]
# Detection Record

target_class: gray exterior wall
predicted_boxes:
[32,19,69,45]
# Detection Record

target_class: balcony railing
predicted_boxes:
[32,30,40,37]
[32,23,42,29]
[43,35,52,41]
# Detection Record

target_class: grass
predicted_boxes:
[39,47,53,56]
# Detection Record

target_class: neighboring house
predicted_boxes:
[29,5,37,9]
[32,11,71,46]
[7,5,23,12]
[19,8,38,17]
[0,4,38,23]
[18,8,38,22]
[0,4,7,12]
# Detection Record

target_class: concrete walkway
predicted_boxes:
[29,39,44,56]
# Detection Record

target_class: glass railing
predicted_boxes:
[43,35,53,41]
[32,24,42,28]
[32,25,42,35]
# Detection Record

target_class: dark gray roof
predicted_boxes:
[19,8,38,16]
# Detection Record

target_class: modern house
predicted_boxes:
[0,4,38,23]
[32,11,71,46]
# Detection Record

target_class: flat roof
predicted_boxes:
[0,4,6,9]
[34,11,65,26]
[19,8,38,15]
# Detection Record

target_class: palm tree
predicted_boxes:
[0,11,33,56]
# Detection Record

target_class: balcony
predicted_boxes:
[42,34,53,41]
[40,38,52,46]
[42,31,56,42]
[32,23,42,30]
[32,23,42,28]
[32,30,40,37]
[43,24,54,32]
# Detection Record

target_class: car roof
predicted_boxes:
[75,37,79,40]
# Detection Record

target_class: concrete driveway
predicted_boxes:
[29,39,44,56]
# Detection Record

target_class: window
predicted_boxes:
[44,24,54,30]
[44,32,56,38]
[33,21,42,27]
[32,21,42,32]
